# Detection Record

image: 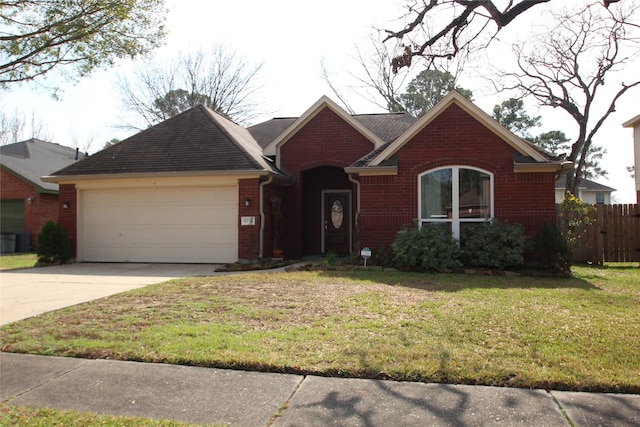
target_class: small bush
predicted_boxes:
[321,251,338,266]
[392,224,462,271]
[534,220,571,273]
[372,244,394,267]
[37,221,71,264]
[558,192,595,255]
[462,220,529,270]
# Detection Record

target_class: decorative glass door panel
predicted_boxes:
[323,192,350,255]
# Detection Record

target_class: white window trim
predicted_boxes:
[418,166,494,239]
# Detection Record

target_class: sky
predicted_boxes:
[1,0,638,202]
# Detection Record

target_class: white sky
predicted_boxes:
[1,0,638,202]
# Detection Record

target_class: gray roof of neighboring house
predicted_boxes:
[52,105,280,177]
[555,175,616,192]
[1,138,80,193]
[248,112,417,150]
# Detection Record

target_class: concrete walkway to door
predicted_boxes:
[0,263,223,325]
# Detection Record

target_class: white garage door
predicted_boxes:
[80,186,238,263]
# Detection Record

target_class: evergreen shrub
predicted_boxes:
[37,221,71,264]
[392,223,462,271]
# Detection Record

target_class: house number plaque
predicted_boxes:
[241,216,256,226]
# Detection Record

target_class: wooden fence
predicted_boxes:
[563,204,640,264]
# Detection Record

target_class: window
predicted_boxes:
[419,166,493,239]
[595,192,605,204]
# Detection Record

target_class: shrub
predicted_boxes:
[321,251,338,266]
[371,244,394,267]
[392,223,462,271]
[558,192,595,255]
[462,220,529,270]
[37,221,71,264]
[534,220,571,273]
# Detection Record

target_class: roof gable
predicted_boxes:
[555,175,616,192]
[370,91,548,166]
[623,114,640,128]
[262,96,385,158]
[50,105,277,179]
[0,138,79,192]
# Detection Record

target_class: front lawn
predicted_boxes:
[0,405,200,426]
[0,253,37,270]
[1,265,638,393]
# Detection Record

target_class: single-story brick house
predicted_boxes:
[554,175,615,205]
[44,92,569,263]
[1,138,80,251]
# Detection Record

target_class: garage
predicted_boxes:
[78,185,238,263]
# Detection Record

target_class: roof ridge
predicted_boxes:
[199,106,272,172]
[0,139,30,159]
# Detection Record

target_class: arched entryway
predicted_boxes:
[301,166,354,256]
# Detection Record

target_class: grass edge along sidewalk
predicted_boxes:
[1,264,638,394]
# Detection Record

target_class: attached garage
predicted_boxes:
[77,183,238,263]
[42,105,292,263]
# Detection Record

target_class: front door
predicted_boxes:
[323,191,351,255]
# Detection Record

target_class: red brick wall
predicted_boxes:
[357,104,557,250]
[238,178,261,261]
[262,183,289,257]
[57,184,77,257]
[279,108,373,257]
[280,108,374,174]
[1,168,61,249]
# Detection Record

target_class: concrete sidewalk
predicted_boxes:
[1,353,638,426]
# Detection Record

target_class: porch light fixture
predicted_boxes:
[63,201,70,209]
[245,198,251,207]
[26,196,34,205]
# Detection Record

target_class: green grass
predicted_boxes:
[0,253,37,270]
[0,405,204,426]
[1,265,638,393]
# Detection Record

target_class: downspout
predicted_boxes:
[348,173,360,252]
[259,175,274,259]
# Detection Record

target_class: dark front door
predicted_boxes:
[323,192,350,255]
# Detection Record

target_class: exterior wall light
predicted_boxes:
[26,196,34,204]
[63,201,70,209]
[245,198,251,207]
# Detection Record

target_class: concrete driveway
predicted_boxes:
[0,263,222,325]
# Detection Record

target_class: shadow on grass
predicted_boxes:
[315,269,599,292]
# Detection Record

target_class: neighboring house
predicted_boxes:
[623,114,640,203]
[1,138,80,251]
[44,92,568,263]
[554,175,616,205]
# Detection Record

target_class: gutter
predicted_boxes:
[343,166,397,176]
[259,175,274,258]
[348,173,361,252]
[41,170,272,183]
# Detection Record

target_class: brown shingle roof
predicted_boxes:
[53,105,277,177]
[248,112,417,150]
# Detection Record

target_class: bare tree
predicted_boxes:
[382,0,625,73]
[321,34,410,114]
[116,45,265,128]
[383,0,551,72]
[494,1,640,195]
[322,33,468,115]
[350,35,411,113]
[0,108,50,144]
